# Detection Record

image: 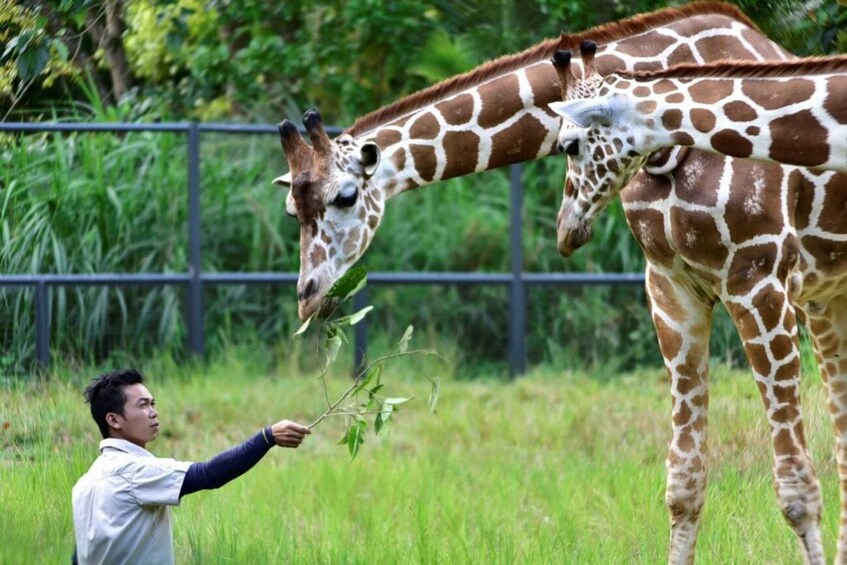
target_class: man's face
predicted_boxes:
[108,383,159,448]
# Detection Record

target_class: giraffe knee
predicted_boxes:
[666,487,704,524]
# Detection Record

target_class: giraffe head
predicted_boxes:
[548,42,650,257]
[275,108,383,320]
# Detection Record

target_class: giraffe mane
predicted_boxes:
[618,54,847,81]
[344,2,758,137]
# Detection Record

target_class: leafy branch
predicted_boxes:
[294,267,443,459]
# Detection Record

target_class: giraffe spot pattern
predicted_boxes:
[711,129,753,158]
[824,76,847,124]
[615,31,678,57]
[769,110,829,167]
[689,79,734,105]
[409,112,439,140]
[436,94,475,126]
[442,131,481,180]
[742,78,816,111]
[746,125,760,136]
[693,36,753,63]
[666,93,685,104]
[478,74,522,129]
[662,109,683,130]
[410,145,437,182]
[724,100,757,122]
[488,114,547,169]
[670,207,727,269]
[636,100,658,113]
[690,109,716,133]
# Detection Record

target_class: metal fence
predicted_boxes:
[0,121,645,376]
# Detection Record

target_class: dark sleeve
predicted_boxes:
[179,426,275,498]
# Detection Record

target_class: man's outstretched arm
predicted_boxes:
[179,420,310,497]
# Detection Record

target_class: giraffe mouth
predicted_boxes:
[557,224,593,257]
[298,294,338,322]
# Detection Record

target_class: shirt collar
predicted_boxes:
[100,438,155,458]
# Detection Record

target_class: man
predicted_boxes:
[71,368,310,565]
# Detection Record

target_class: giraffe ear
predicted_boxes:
[273,172,292,187]
[360,142,381,179]
[550,98,616,128]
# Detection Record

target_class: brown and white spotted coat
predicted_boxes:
[549,43,847,563]
[275,3,836,563]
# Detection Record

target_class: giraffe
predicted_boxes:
[546,42,847,563]
[273,4,827,562]
[548,44,847,254]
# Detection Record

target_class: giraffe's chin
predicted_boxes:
[297,295,338,322]
[557,225,592,257]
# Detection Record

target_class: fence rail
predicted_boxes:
[0,121,645,376]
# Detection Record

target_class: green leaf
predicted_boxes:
[347,421,365,459]
[428,377,441,414]
[324,334,343,369]
[293,314,313,336]
[347,305,373,325]
[396,325,414,354]
[332,305,373,328]
[358,362,382,390]
[383,397,411,406]
[325,266,367,300]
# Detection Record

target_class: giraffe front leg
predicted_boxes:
[806,296,847,564]
[726,287,823,565]
[646,267,713,565]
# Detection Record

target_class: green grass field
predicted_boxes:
[0,347,841,564]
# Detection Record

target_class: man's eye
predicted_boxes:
[334,186,358,208]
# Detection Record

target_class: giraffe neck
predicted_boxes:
[358,60,561,199]
[605,65,847,172]
[342,3,788,199]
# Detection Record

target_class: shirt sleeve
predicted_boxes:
[130,457,192,507]
[179,427,275,498]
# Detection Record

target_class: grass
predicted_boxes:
[0,346,841,564]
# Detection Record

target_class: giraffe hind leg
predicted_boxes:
[725,284,824,564]
[806,295,847,565]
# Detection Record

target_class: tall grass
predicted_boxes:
[0,351,839,563]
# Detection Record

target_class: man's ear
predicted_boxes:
[106,412,121,430]
[360,143,381,179]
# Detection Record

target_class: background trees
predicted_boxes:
[5,0,843,123]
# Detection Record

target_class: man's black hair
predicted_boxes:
[84,369,145,438]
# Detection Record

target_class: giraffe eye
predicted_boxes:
[564,139,580,156]
[333,185,358,208]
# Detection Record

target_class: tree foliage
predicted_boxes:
[4,1,845,122]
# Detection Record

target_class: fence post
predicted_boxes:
[353,288,368,378]
[187,122,205,357]
[35,280,50,366]
[508,164,526,377]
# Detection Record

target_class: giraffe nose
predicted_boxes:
[298,278,318,302]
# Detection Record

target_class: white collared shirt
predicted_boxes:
[72,439,192,565]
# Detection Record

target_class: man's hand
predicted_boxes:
[270,420,311,448]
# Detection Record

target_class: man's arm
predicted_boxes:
[179,420,310,497]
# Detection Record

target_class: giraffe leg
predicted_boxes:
[805,296,847,564]
[645,267,713,565]
[726,286,823,565]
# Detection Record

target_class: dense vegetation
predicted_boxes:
[2,1,845,375]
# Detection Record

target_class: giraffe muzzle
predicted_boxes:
[557,223,592,257]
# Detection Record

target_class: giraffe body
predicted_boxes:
[275,5,840,562]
